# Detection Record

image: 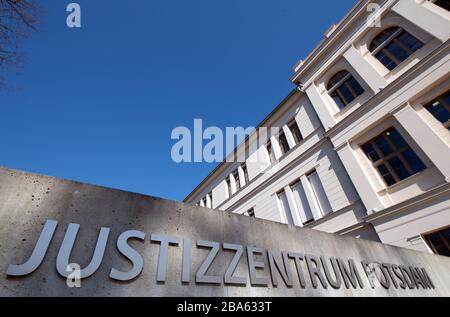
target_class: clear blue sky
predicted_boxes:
[0,0,356,201]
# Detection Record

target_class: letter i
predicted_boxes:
[182,239,191,283]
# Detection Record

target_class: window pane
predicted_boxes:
[279,133,290,154]
[425,227,450,257]
[377,164,396,186]
[278,191,295,226]
[385,42,410,64]
[307,171,332,217]
[330,92,346,110]
[433,0,450,11]
[347,76,365,96]
[370,27,399,51]
[242,164,249,184]
[337,84,355,104]
[426,99,450,128]
[362,127,427,187]
[374,135,393,156]
[328,71,348,89]
[362,143,380,162]
[401,149,426,174]
[397,31,424,52]
[371,28,423,70]
[233,170,241,191]
[388,156,411,181]
[289,121,303,144]
[386,128,407,148]
[292,182,314,224]
[375,51,397,70]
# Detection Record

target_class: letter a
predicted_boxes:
[66,3,81,28]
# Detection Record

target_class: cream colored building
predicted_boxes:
[185,0,450,257]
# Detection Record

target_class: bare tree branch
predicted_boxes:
[0,0,40,88]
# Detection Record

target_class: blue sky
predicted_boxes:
[0,0,356,201]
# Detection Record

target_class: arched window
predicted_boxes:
[370,27,424,71]
[327,70,365,110]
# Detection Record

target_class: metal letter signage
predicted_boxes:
[2,219,446,296]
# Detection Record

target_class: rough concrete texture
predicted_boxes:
[0,167,449,297]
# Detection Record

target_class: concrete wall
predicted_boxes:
[0,167,449,297]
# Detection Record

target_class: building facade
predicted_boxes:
[184,0,450,256]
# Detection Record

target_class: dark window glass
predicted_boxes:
[386,128,407,148]
[374,135,393,156]
[288,120,303,145]
[370,27,424,70]
[226,177,232,197]
[432,0,450,11]
[279,132,290,154]
[362,127,427,186]
[425,91,450,130]
[362,143,380,162]
[266,141,273,163]
[208,192,213,207]
[377,164,397,186]
[246,208,255,217]
[233,170,241,191]
[388,156,411,181]
[402,149,427,173]
[327,71,365,109]
[424,227,450,257]
[241,163,249,184]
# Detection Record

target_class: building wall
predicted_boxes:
[185,0,450,256]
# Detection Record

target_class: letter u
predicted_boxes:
[56,223,110,279]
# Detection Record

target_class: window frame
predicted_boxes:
[241,163,250,185]
[361,127,427,187]
[278,131,291,155]
[245,208,255,218]
[288,119,303,145]
[422,225,450,257]
[424,90,450,130]
[430,0,450,11]
[369,27,424,71]
[266,140,275,163]
[232,169,241,192]
[327,70,365,110]
[225,176,232,198]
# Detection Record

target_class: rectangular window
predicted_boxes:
[307,171,332,217]
[425,91,450,130]
[246,208,255,217]
[277,191,295,226]
[266,140,276,163]
[431,0,450,11]
[226,176,232,198]
[278,131,290,155]
[423,226,450,257]
[233,170,241,192]
[208,192,213,208]
[288,119,303,145]
[291,181,314,225]
[361,127,427,186]
[241,163,249,185]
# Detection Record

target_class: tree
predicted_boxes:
[0,0,40,88]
